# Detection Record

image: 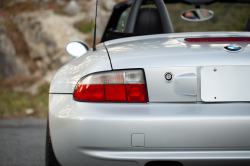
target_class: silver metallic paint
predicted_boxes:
[145,67,197,102]
[49,44,112,93]
[49,94,250,166]
[49,32,250,94]
[49,32,250,166]
[105,32,250,69]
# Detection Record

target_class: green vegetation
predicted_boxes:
[166,3,250,32]
[101,4,107,11]
[0,81,49,118]
[54,9,69,16]
[75,21,95,34]
[85,37,93,47]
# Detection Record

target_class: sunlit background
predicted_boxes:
[0,0,249,118]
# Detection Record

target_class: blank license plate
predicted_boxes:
[201,66,250,102]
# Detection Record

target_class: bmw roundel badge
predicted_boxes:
[223,44,243,53]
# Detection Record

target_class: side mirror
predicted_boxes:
[65,41,89,58]
[181,9,213,22]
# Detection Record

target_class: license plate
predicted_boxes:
[201,66,250,102]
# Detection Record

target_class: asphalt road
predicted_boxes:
[0,118,47,166]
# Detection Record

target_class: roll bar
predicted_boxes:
[124,0,173,33]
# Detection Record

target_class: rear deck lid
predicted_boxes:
[105,32,250,102]
[104,32,250,69]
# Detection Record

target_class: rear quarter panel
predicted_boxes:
[49,44,112,93]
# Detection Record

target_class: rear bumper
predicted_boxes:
[49,94,250,166]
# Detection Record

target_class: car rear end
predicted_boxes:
[49,32,250,166]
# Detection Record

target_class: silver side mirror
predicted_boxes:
[65,41,89,58]
[181,9,213,22]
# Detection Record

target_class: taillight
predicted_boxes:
[185,37,250,42]
[73,70,148,102]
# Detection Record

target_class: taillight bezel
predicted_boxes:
[73,69,149,103]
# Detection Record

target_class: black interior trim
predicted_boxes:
[125,0,173,33]
[101,0,133,42]
[245,15,250,31]
[124,0,145,33]
[134,7,164,34]
[154,0,173,33]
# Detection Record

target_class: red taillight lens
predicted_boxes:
[73,70,148,102]
[126,84,147,102]
[74,84,105,101]
[105,84,127,101]
[185,37,250,42]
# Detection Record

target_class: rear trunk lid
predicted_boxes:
[105,32,250,102]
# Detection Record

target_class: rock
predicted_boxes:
[63,0,81,15]
[14,14,54,73]
[0,27,17,78]
[14,10,87,79]
[25,108,35,115]
[29,83,40,95]
[96,9,111,40]
[84,0,115,39]
[7,0,28,7]
[101,0,116,11]
[32,0,50,6]
[0,25,29,78]
[56,0,66,6]
[0,0,113,81]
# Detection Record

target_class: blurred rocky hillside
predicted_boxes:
[1,0,249,118]
[0,0,118,84]
[0,0,121,117]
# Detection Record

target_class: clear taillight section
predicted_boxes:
[73,70,148,102]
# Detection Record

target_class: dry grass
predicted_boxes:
[75,20,95,34]
[85,37,94,47]
[0,76,49,118]
[0,0,61,16]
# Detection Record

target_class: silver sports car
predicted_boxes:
[46,0,250,166]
